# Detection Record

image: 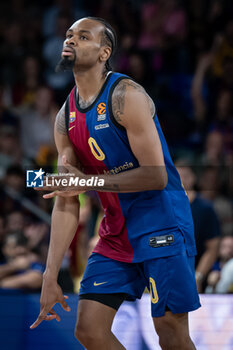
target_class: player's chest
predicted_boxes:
[68,107,113,163]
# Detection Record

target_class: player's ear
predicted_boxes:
[99,46,111,64]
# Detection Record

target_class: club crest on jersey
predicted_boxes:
[69,111,76,123]
[97,102,106,121]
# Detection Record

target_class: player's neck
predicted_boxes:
[73,67,107,107]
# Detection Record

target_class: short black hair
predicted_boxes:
[86,17,117,71]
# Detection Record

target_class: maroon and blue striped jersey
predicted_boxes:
[65,72,196,263]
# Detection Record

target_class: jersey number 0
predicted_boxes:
[88,137,106,161]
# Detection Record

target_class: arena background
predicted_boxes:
[0,0,233,349]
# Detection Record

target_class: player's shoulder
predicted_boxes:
[113,78,146,97]
[112,77,156,118]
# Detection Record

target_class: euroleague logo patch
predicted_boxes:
[69,111,76,123]
[97,102,106,121]
[97,102,106,114]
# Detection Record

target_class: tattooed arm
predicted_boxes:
[112,79,156,123]
[92,79,167,192]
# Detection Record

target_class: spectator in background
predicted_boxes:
[4,165,25,193]
[0,231,45,290]
[0,84,19,126]
[5,211,25,234]
[43,12,74,101]
[12,56,44,108]
[17,86,56,160]
[206,235,233,293]
[208,89,233,162]
[212,89,233,128]
[176,161,220,292]
[219,55,233,90]
[191,52,215,125]
[138,0,187,50]
[0,165,26,215]
[24,222,49,264]
[42,0,84,38]
[22,9,43,58]
[0,126,22,177]
[0,21,25,86]
[212,18,233,78]
[199,166,233,235]
[191,21,233,128]
[206,0,226,34]
[201,130,225,166]
[186,0,215,67]
[0,216,6,263]
[120,51,155,98]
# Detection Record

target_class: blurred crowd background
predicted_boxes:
[0,0,232,295]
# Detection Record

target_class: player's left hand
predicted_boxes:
[61,155,84,178]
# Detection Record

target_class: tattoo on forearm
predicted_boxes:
[112,79,156,123]
[55,103,67,135]
[98,184,120,192]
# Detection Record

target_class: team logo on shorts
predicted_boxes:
[97,102,106,121]
[69,111,76,123]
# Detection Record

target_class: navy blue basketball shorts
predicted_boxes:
[79,248,201,317]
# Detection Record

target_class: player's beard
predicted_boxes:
[55,56,75,73]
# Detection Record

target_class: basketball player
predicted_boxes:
[30,17,200,350]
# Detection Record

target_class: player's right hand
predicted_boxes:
[43,189,84,199]
[30,278,71,329]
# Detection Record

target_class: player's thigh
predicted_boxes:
[79,253,146,301]
[75,298,117,337]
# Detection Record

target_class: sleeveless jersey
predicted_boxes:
[65,72,197,263]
